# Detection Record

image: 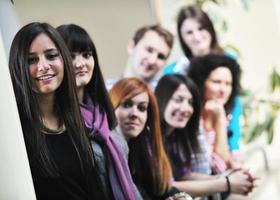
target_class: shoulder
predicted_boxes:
[164,56,190,75]
[105,78,120,90]
[224,50,237,61]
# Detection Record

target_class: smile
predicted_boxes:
[36,74,55,81]
[76,71,88,76]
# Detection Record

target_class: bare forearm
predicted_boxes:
[173,178,227,197]
[180,172,216,181]
[214,116,230,161]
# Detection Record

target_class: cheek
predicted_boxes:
[205,82,217,93]
[57,65,64,83]
[29,65,36,77]
[189,107,194,115]
[140,112,148,124]
[204,86,215,99]
[115,109,126,123]
[157,60,166,69]
[88,65,94,80]
[202,31,211,40]
[227,86,233,94]
[182,34,192,45]
[89,58,94,71]
[164,106,172,121]
[225,86,232,98]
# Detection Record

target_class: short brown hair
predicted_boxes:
[133,24,174,49]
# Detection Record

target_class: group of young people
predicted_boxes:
[8,4,256,200]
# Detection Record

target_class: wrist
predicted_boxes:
[225,175,231,194]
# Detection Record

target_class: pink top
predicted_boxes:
[200,120,229,174]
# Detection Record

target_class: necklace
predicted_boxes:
[41,124,66,135]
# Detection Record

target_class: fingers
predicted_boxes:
[204,100,223,113]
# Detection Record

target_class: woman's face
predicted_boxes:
[180,18,212,57]
[28,33,64,96]
[204,67,232,105]
[71,51,94,89]
[115,92,149,140]
[164,84,194,129]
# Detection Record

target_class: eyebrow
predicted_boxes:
[29,48,58,55]
[131,100,149,105]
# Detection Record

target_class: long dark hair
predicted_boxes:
[187,54,241,114]
[177,5,223,58]
[57,24,116,129]
[155,74,201,169]
[110,78,172,198]
[9,22,93,177]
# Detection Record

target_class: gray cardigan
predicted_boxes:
[92,129,143,200]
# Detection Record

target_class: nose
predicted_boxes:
[193,30,202,40]
[219,84,227,95]
[129,106,140,118]
[74,55,85,68]
[37,57,50,71]
[180,101,193,113]
[148,52,158,64]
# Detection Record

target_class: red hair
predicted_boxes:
[110,78,172,195]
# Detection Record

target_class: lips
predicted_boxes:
[124,122,140,128]
[172,111,191,121]
[76,71,88,76]
[36,74,55,81]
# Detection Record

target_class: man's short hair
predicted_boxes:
[132,24,174,49]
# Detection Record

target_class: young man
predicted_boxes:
[107,24,173,89]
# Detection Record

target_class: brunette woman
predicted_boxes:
[9,22,106,199]
[57,24,141,200]
[164,5,241,155]
[155,74,255,198]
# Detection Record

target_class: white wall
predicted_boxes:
[160,0,280,94]
[0,1,36,199]
[13,0,156,79]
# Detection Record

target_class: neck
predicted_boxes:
[192,48,210,57]
[123,60,152,83]
[77,87,85,104]
[165,124,175,136]
[116,126,130,142]
[123,61,137,78]
[39,94,61,131]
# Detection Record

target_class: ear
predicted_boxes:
[127,40,135,55]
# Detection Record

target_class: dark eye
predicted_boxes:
[158,53,167,61]
[83,51,92,59]
[212,80,221,84]
[46,53,59,60]
[122,100,133,108]
[188,98,193,106]
[28,56,38,65]
[138,104,147,112]
[173,96,184,103]
[198,26,204,31]
[71,53,76,60]
[146,46,154,53]
[226,81,232,86]
[186,30,193,35]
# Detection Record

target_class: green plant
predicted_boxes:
[242,68,280,144]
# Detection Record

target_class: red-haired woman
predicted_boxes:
[109,78,189,200]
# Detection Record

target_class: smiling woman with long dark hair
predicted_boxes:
[9,22,107,199]
[154,74,255,199]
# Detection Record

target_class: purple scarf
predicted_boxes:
[80,98,136,200]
